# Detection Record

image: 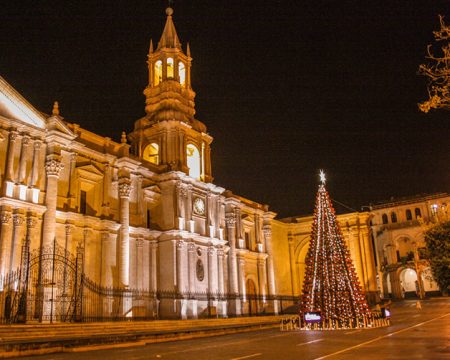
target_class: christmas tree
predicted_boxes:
[300,171,371,329]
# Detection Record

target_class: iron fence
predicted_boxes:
[0,244,299,324]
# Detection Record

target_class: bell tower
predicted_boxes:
[129,7,213,183]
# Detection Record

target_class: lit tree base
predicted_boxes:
[280,314,390,331]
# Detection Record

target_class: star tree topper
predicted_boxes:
[319,170,326,185]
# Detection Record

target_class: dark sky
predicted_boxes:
[1,1,449,218]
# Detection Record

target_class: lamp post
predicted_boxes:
[412,242,425,300]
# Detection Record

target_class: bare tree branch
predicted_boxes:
[418,15,450,113]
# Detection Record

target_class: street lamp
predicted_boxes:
[412,241,425,300]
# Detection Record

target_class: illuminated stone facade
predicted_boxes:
[271,212,379,304]
[369,194,446,299]
[0,8,384,320]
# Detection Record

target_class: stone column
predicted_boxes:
[118,179,131,288]
[5,130,18,183]
[0,210,12,277]
[42,157,64,249]
[263,225,278,314]
[18,135,30,184]
[136,237,144,289]
[30,139,42,187]
[226,215,238,294]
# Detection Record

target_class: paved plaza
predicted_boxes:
[20,298,449,360]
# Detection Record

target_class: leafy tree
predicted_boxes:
[418,15,450,113]
[424,221,450,293]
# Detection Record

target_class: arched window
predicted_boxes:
[143,143,159,164]
[167,57,174,78]
[154,60,162,86]
[178,62,186,86]
[391,212,397,223]
[186,143,201,179]
[415,208,422,219]
[382,213,388,224]
[406,209,412,221]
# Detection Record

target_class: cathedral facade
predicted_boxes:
[0,7,380,322]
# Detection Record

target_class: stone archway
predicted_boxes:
[399,267,418,298]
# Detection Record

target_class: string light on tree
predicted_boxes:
[300,171,376,330]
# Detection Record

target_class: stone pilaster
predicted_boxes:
[42,157,64,249]
[10,212,24,271]
[136,237,144,289]
[176,240,187,293]
[351,227,366,290]
[288,233,298,296]
[149,240,158,292]
[187,242,196,293]
[100,231,110,287]
[118,179,131,288]
[30,139,42,187]
[217,248,225,295]
[263,225,278,314]
[18,135,30,184]
[257,258,267,300]
[64,223,74,256]
[5,130,18,182]
[101,163,111,217]
[237,255,246,299]
[67,153,77,209]
[208,245,217,294]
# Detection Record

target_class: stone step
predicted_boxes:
[0,316,282,358]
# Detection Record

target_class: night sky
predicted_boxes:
[1,1,449,218]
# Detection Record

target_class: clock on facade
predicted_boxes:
[193,197,205,215]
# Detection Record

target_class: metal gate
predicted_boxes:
[0,242,83,323]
